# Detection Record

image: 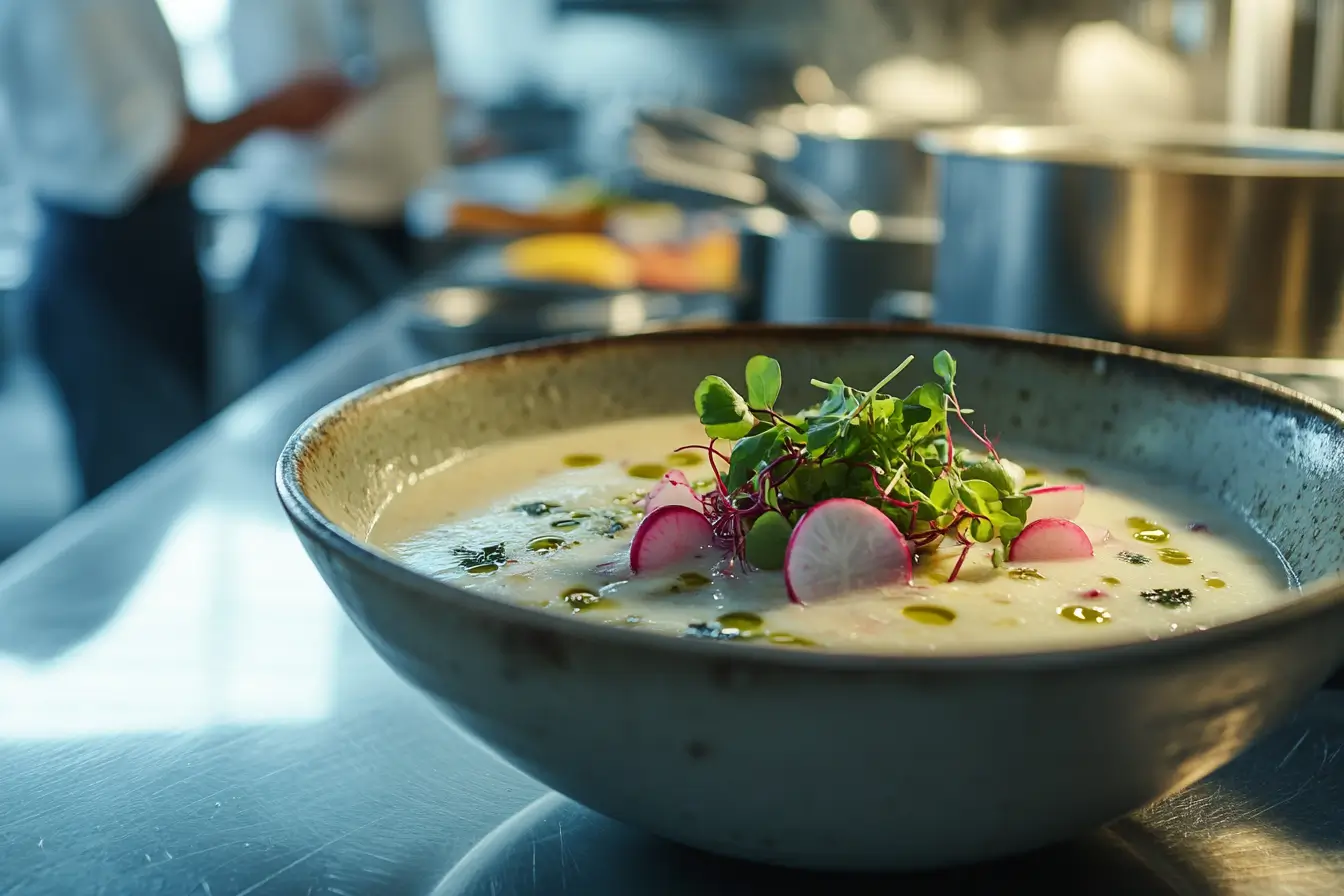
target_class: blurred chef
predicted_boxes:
[227,0,445,378]
[0,0,353,501]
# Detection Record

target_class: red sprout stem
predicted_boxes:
[947,392,998,459]
[946,541,973,583]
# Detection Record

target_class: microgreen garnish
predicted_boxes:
[685,352,1031,582]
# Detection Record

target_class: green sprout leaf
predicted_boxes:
[744,355,782,410]
[962,459,1017,496]
[694,375,755,440]
[745,511,792,570]
[726,426,785,492]
[805,415,847,455]
[932,350,957,391]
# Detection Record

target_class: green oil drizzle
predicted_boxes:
[551,518,583,530]
[1202,575,1227,589]
[903,605,957,626]
[562,454,603,468]
[1058,604,1111,624]
[1009,568,1045,582]
[527,536,566,555]
[1127,517,1171,544]
[559,586,614,612]
[766,632,817,646]
[1101,576,1122,586]
[715,612,764,634]
[670,571,712,594]
[467,563,499,575]
[666,451,703,467]
[1158,548,1192,566]
[626,463,669,480]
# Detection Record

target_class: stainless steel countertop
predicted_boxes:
[1,306,1343,894]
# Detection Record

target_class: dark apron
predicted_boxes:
[28,184,209,502]
[243,209,415,380]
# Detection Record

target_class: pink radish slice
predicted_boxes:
[1024,484,1085,521]
[630,505,715,574]
[784,498,913,605]
[1008,518,1094,563]
[644,479,705,514]
[641,470,690,507]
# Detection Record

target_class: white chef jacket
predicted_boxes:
[226,0,443,224]
[0,0,187,214]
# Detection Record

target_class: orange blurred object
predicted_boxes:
[451,202,608,235]
[632,231,739,292]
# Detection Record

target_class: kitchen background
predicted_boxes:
[0,0,1339,559]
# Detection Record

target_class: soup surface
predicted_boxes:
[371,415,1293,654]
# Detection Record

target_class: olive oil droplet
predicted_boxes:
[551,518,583,530]
[527,536,565,555]
[1058,604,1111,624]
[1202,575,1227,589]
[563,454,603,468]
[716,611,764,631]
[626,463,668,480]
[766,632,817,646]
[903,605,957,626]
[666,451,703,467]
[559,586,613,612]
[467,563,499,575]
[1157,548,1192,566]
[1101,576,1122,586]
[1008,567,1045,582]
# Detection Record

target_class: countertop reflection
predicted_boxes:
[1,307,1343,894]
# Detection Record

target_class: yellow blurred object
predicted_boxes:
[503,234,639,289]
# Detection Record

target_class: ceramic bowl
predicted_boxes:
[277,325,1344,871]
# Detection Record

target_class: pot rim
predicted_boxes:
[919,123,1344,178]
[277,323,1344,674]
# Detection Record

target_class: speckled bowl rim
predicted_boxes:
[277,323,1344,673]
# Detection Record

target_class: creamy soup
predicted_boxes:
[370,415,1293,654]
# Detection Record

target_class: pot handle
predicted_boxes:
[635,107,763,156]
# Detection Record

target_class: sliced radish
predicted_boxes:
[784,498,913,605]
[630,505,715,574]
[1024,484,1085,522]
[641,470,690,507]
[645,479,705,514]
[1080,523,1112,547]
[1008,518,1095,563]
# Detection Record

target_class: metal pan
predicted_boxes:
[920,123,1344,359]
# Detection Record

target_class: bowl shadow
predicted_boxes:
[433,792,1218,896]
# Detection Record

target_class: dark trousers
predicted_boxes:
[243,209,415,380]
[29,186,209,502]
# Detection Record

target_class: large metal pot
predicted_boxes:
[920,124,1344,358]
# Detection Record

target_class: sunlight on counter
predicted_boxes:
[0,506,340,740]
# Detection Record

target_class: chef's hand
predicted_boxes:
[154,72,356,185]
[258,73,357,133]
